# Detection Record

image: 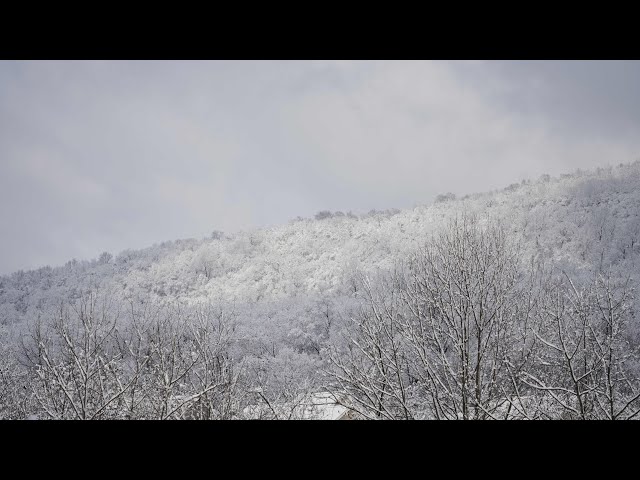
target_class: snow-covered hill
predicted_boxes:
[3,161,640,420]
[2,161,639,328]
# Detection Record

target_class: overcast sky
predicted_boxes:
[1,60,639,275]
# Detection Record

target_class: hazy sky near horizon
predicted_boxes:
[1,60,639,275]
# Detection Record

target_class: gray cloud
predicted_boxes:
[1,60,639,274]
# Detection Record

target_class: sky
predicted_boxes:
[1,60,639,275]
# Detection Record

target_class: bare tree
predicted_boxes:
[123,302,244,420]
[327,273,414,419]
[20,291,245,419]
[171,304,245,420]
[21,291,137,419]
[328,216,528,419]
[0,341,33,419]
[522,272,640,419]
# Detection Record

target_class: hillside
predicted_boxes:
[2,161,640,419]
[2,161,640,324]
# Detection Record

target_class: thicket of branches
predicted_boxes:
[0,293,330,420]
[327,216,640,419]
[1,295,244,419]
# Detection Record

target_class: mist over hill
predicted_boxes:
[2,161,640,419]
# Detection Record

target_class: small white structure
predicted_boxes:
[300,392,355,420]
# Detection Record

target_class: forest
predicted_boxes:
[1,161,640,419]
